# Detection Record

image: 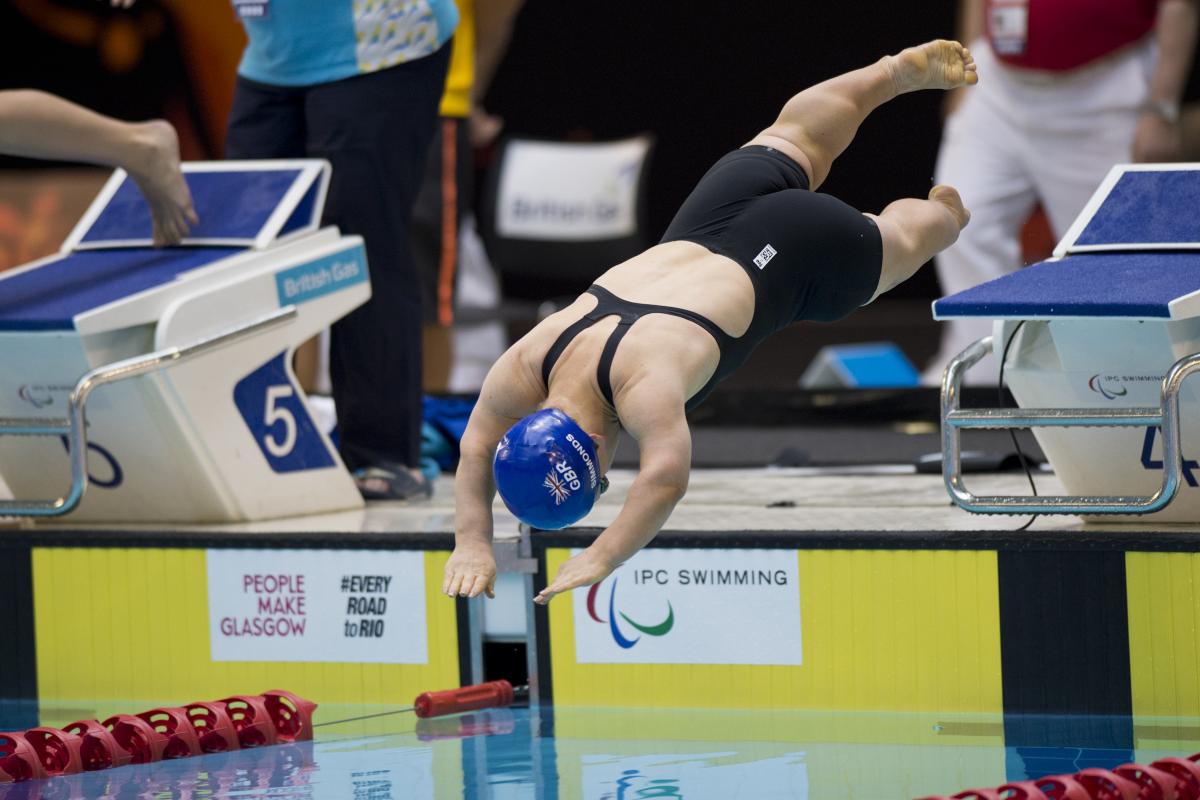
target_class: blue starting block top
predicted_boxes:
[1059,166,1200,254]
[66,160,329,250]
[934,252,1200,320]
[0,159,335,331]
[0,247,240,331]
[936,164,1200,321]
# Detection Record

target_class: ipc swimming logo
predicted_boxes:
[1088,374,1128,400]
[587,577,674,649]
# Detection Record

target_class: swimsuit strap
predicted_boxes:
[586,285,731,346]
[596,318,635,409]
[541,312,600,390]
[541,285,732,413]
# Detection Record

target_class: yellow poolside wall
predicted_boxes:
[1126,552,1200,720]
[31,547,460,722]
[546,548,1004,714]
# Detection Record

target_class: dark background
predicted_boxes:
[1,0,958,306]
[4,1,1198,386]
[485,1,958,300]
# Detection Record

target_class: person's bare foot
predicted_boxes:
[887,39,978,94]
[125,120,198,246]
[929,184,970,228]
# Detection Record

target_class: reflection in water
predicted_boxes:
[0,740,315,799]
[0,707,1196,799]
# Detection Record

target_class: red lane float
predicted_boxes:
[1152,757,1200,800]
[997,780,1050,799]
[0,733,45,783]
[1113,763,1180,800]
[22,727,84,777]
[262,689,317,743]
[184,702,240,754]
[0,691,316,784]
[1073,768,1142,800]
[1035,774,1092,800]
[102,714,168,764]
[920,753,1200,800]
[219,695,278,749]
[62,719,132,771]
[137,708,202,759]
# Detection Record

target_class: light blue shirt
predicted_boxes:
[236,0,459,87]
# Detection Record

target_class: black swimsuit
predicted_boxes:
[541,145,883,413]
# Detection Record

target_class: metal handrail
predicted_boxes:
[940,335,1199,515]
[945,407,1163,428]
[0,305,297,517]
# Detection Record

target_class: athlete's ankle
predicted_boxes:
[878,55,904,98]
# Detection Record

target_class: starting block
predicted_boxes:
[934,163,1200,520]
[0,161,369,522]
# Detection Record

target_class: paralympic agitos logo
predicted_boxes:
[1088,373,1162,400]
[1088,374,1129,400]
[586,577,674,649]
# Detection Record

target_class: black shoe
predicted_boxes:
[352,464,434,501]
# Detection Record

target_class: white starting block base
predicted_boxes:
[1004,318,1200,522]
[0,162,368,522]
[935,164,1200,522]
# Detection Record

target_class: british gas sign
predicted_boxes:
[571,548,802,665]
[274,246,367,307]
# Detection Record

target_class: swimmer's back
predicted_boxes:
[592,241,757,338]
[506,243,748,406]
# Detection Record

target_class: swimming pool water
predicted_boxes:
[1,705,1197,799]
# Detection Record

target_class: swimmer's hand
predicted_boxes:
[443,542,497,599]
[534,546,615,605]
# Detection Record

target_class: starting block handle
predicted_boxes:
[940,335,1199,516]
[0,305,297,518]
[946,407,1163,428]
[0,418,71,436]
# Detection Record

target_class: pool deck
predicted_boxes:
[5,467,1194,538]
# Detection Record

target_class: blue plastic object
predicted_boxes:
[833,344,917,388]
[802,343,918,388]
[493,408,602,530]
[422,395,476,471]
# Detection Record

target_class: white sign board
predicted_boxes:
[207,549,428,664]
[572,548,802,665]
[495,138,648,241]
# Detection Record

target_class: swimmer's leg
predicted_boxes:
[0,90,197,245]
[749,40,977,190]
[866,185,970,302]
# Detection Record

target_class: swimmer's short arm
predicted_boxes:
[454,353,543,548]
[454,430,499,547]
[589,395,692,568]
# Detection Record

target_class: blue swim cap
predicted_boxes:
[493,408,602,530]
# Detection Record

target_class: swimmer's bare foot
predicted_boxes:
[886,40,978,94]
[930,184,970,228]
[124,120,198,246]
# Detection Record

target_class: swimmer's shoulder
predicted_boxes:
[477,344,544,421]
[500,292,600,386]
